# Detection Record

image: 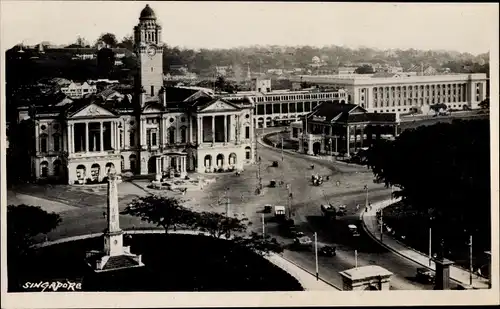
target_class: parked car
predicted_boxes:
[263,204,272,213]
[269,180,277,187]
[319,245,337,257]
[293,231,306,238]
[416,268,435,283]
[272,161,279,167]
[294,236,313,248]
[348,224,360,237]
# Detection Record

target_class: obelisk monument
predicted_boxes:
[85,167,144,272]
[104,168,124,256]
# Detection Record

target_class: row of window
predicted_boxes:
[373,95,466,108]
[373,104,465,113]
[251,92,344,103]
[372,83,467,92]
[255,101,325,115]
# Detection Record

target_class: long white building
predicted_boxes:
[223,80,349,128]
[290,73,488,114]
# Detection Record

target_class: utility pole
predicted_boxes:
[281,137,284,162]
[366,186,369,209]
[287,183,292,219]
[469,234,473,286]
[225,188,230,218]
[429,224,432,266]
[314,232,319,281]
[262,213,265,240]
[380,207,383,242]
[355,249,358,268]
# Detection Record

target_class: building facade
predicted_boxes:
[22,5,255,184]
[60,81,98,99]
[223,80,349,128]
[291,73,488,114]
[298,103,399,157]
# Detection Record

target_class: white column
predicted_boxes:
[67,123,73,154]
[189,116,193,143]
[212,116,215,143]
[162,117,167,146]
[100,122,104,152]
[35,122,40,153]
[346,125,350,157]
[197,116,202,144]
[140,118,146,148]
[85,122,89,152]
[224,114,227,143]
[156,156,161,175]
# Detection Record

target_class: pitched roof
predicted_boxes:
[309,103,361,122]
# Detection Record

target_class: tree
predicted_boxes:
[7,205,62,257]
[118,34,134,51]
[233,232,284,256]
[96,48,116,78]
[479,98,489,109]
[95,33,118,48]
[366,119,490,249]
[121,195,197,234]
[355,64,375,74]
[76,36,89,48]
[195,212,249,239]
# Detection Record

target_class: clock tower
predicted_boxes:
[134,4,163,107]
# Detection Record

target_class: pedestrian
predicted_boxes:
[356,204,360,211]
[326,176,330,181]
[336,181,340,187]
[103,211,106,219]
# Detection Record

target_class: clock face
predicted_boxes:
[147,46,156,56]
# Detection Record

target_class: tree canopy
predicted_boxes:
[95,33,118,48]
[354,64,375,74]
[194,211,249,239]
[366,119,490,247]
[7,205,62,257]
[121,195,197,233]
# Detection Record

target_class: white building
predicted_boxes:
[61,82,98,99]
[19,5,255,184]
[290,73,488,114]
[223,79,349,128]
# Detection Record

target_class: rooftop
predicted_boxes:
[339,265,393,281]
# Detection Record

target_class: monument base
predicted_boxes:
[339,265,393,291]
[85,246,144,273]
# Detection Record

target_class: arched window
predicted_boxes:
[53,159,61,176]
[169,127,176,144]
[245,146,251,160]
[40,134,48,153]
[53,134,60,152]
[40,161,49,177]
[129,154,137,172]
[180,126,187,143]
[129,130,135,147]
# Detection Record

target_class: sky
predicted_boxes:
[0,2,498,55]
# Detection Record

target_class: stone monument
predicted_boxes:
[339,265,393,291]
[85,167,144,272]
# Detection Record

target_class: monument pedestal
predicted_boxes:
[339,265,393,291]
[433,257,454,290]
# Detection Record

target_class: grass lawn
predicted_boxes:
[263,131,299,150]
[8,234,303,292]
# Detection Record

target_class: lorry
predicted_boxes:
[321,204,337,220]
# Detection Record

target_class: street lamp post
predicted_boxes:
[469,234,473,286]
[287,183,292,219]
[364,185,369,210]
[281,137,284,162]
[262,213,265,240]
[314,232,319,280]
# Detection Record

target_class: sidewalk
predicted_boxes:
[360,199,490,289]
[36,229,338,291]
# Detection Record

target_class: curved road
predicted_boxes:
[199,129,436,290]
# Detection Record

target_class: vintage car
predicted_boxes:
[319,245,337,257]
[416,268,435,283]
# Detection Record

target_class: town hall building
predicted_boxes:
[22,5,256,184]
